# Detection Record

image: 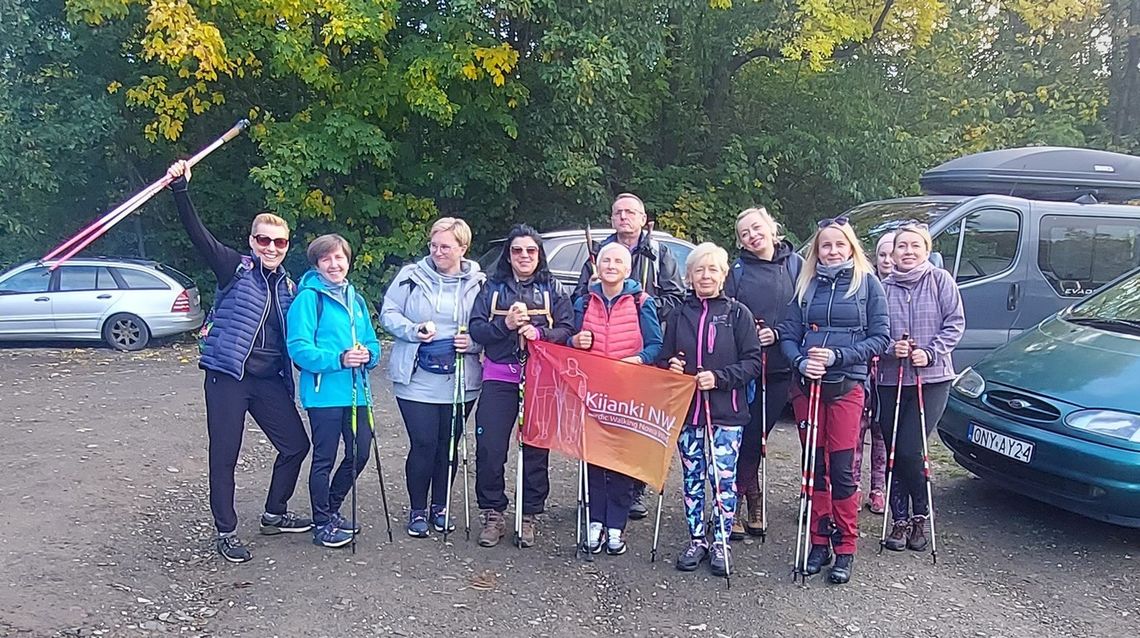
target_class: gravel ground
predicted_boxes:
[1,343,1136,638]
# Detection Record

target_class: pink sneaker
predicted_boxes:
[867,490,886,515]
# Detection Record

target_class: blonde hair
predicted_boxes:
[430,217,472,248]
[795,222,873,303]
[307,233,352,266]
[734,206,783,249]
[250,212,289,235]
[893,225,933,253]
[686,242,730,284]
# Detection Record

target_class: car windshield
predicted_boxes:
[1068,267,1140,324]
[843,200,959,246]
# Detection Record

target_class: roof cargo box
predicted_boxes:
[920,147,1140,203]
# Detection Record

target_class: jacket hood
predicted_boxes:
[298,269,351,294]
[413,256,481,284]
[588,278,645,299]
[736,239,797,265]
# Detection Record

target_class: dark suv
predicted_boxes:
[477,228,695,287]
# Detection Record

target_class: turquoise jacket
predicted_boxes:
[286,270,381,408]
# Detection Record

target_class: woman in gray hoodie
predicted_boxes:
[877,223,964,554]
[380,217,485,538]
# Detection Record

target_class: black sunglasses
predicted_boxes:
[252,234,290,249]
[816,216,849,229]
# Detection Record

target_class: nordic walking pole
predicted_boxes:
[575,459,585,556]
[794,380,822,583]
[44,119,250,268]
[916,367,938,565]
[758,319,769,542]
[698,368,730,589]
[649,488,665,562]
[879,333,909,554]
[442,329,466,544]
[350,368,359,555]
[361,370,394,542]
[514,333,528,549]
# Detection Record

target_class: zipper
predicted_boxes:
[693,299,709,425]
[822,278,838,348]
[237,269,274,381]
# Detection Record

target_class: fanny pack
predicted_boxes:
[797,375,858,403]
[416,338,457,375]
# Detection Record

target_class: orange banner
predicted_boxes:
[521,341,695,492]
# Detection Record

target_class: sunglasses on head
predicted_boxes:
[510,246,539,256]
[816,216,849,229]
[252,234,289,249]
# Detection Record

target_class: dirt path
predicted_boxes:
[1,344,1136,637]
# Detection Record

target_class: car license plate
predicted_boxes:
[968,423,1034,463]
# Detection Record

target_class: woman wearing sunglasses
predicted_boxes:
[469,225,574,548]
[165,160,312,564]
[777,216,890,584]
[877,224,964,553]
[380,217,485,538]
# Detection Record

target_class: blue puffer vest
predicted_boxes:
[200,257,296,394]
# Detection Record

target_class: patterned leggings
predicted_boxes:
[677,424,742,544]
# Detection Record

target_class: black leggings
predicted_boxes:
[474,380,550,514]
[877,381,951,521]
[738,372,793,495]
[396,398,475,512]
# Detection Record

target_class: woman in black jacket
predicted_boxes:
[724,206,803,537]
[664,243,763,577]
[778,217,889,584]
[469,225,574,549]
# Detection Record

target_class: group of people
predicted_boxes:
[168,158,964,586]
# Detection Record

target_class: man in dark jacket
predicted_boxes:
[167,160,312,564]
[573,193,685,518]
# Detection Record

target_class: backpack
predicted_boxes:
[799,275,869,336]
[197,256,255,354]
[729,251,802,294]
[487,280,554,325]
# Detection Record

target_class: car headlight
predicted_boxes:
[952,367,985,399]
[1065,410,1140,443]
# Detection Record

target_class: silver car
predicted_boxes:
[0,257,205,351]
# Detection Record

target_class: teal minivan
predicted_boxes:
[938,265,1140,527]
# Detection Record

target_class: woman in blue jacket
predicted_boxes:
[287,234,382,548]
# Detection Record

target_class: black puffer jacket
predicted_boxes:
[661,293,763,427]
[470,277,574,364]
[724,240,803,375]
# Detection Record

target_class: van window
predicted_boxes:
[113,268,169,290]
[934,209,1021,283]
[548,242,586,274]
[1038,215,1140,297]
[58,266,118,291]
[0,267,51,294]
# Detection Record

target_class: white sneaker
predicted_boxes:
[587,522,603,554]
[606,528,627,555]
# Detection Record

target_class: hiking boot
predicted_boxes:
[709,543,732,577]
[674,539,709,572]
[216,534,251,563]
[407,509,430,538]
[605,528,627,556]
[804,544,832,575]
[332,512,360,535]
[478,509,506,547]
[744,492,766,536]
[259,512,313,535]
[586,522,603,554]
[867,489,886,515]
[628,489,649,520]
[907,515,929,551]
[518,514,537,548]
[430,504,455,533]
[883,519,909,552]
[829,553,854,584]
[312,522,353,548]
[729,502,745,540]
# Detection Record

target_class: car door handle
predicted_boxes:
[97,294,112,299]
[34,297,49,302]
[1007,282,1020,311]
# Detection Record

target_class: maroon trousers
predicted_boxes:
[793,383,864,554]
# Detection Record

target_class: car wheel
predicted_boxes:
[102,313,151,351]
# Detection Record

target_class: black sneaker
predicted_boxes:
[628,489,649,520]
[216,535,252,563]
[829,553,854,584]
[804,544,832,575]
[260,512,314,535]
[710,543,731,577]
[674,539,709,572]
